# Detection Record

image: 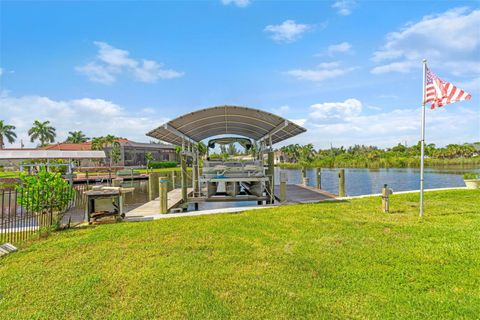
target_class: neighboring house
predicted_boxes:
[38,139,177,167]
[274,150,291,164]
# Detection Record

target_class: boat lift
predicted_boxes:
[146,105,306,210]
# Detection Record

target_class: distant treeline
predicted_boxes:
[278,142,480,168]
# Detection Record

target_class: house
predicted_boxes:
[38,139,178,167]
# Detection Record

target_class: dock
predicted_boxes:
[125,188,192,218]
[274,184,336,204]
[73,173,149,184]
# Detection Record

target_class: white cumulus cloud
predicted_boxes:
[371,7,480,76]
[264,20,311,43]
[286,61,355,82]
[310,98,363,120]
[0,92,169,147]
[221,0,250,7]
[328,42,353,54]
[301,98,479,148]
[76,41,184,84]
[332,0,356,16]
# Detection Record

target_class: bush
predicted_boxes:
[148,161,178,169]
[463,172,479,180]
[16,168,73,216]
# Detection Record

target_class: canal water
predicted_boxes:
[274,167,480,197]
[102,167,480,211]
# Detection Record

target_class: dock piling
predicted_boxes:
[148,172,160,201]
[302,167,309,187]
[279,171,287,202]
[159,176,168,214]
[181,154,188,202]
[315,168,321,189]
[338,169,345,197]
[267,151,274,203]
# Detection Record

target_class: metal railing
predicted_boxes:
[0,185,81,244]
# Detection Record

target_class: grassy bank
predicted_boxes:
[1,189,479,319]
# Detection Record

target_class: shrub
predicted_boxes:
[16,168,74,231]
[463,172,479,180]
[148,161,178,169]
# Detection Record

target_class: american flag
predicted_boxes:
[425,66,471,109]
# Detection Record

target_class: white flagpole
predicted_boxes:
[419,59,427,218]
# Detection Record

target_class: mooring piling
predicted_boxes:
[338,169,345,197]
[315,168,321,189]
[279,171,287,202]
[159,176,168,214]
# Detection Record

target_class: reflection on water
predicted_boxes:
[274,167,480,197]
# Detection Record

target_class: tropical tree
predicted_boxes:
[0,120,17,149]
[227,143,238,156]
[91,137,104,151]
[196,142,208,159]
[110,143,121,165]
[91,135,121,166]
[145,152,154,170]
[249,141,259,158]
[66,131,89,143]
[280,144,301,163]
[28,120,56,146]
[298,144,316,165]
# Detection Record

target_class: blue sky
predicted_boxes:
[1,0,479,148]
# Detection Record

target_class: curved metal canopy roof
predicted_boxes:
[146,105,306,146]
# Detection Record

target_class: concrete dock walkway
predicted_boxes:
[274,184,336,204]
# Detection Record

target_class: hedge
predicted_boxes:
[148,161,178,169]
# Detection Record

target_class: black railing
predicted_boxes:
[0,185,84,244]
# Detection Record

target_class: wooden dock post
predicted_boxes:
[112,178,123,187]
[267,151,275,203]
[302,167,309,187]
[315,168,321,189]
[166,171,173,192]
[279,171,287,203]
[148,172,160,201]
[181,153,188,202]
[192,152,199,195]
[171,171,176,189]
[338,169,345,197]
[159,176,168,214]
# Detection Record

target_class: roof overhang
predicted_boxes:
[0,150,106,160]
[146,105,306,146]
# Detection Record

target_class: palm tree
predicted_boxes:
[91,135,121,166]
[298,144,316,165]
[145,152,154,171]
[227,143,237,156]
[28,120,56,146]
[280,144,301,163]
[66,131,89,143]
[0,120,17,149]
[196,142,207,159]
[91,137,104,151]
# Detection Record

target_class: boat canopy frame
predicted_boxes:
[146,105,306,149]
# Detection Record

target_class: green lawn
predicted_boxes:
[1,190,479,319]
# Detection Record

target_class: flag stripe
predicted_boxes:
[424,66,472,109]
